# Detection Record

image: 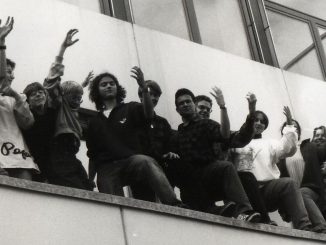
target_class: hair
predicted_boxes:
[61,80,83,95]
[254,110,269,129]
[23,82,46,101]
[137,80,162,98]
[281,119,301,140]
[6,58,16,69]
[313,126,326,140]
[89,72,126,110]
[175,88,195,106]
[195,95,212,106]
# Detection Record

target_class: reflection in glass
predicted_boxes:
[267,10,324,80]
[193,0,252,59]
[130,0,190,40]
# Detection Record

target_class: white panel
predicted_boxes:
[0,187,125,245]
[133,25,291,139]
[123,208,317,245]
[282,70,326,140]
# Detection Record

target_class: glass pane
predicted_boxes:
[130,0,190,40]
[318,27,326,56]
[267,10,324,80]
[269,0,326,21]
[59,0,102,13]
[193,0,252,59]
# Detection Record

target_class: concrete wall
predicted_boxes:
[0,177,324,245]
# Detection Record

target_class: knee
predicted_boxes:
[279,177,298,192]
[131,154,161,172]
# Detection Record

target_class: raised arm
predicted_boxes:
[210,86,230,139]
[82,70,94,88]
[228,92,257,148]
[274,106,297,160]
[0,17,14,87]
[130,66,154,119]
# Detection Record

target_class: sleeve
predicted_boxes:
[129,102,149,126]
[13,94,35,129]
[85,119,96,161]
[271,125,298,162]
[43,61,64,107]
[207,119,225,144]
[228,113,255,148]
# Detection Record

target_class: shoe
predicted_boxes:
[174,202,190,209]
[236,212,261,223]
[266,220,278,226]
[207,201,236,217]
[311,225,326,234]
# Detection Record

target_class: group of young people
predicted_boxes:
[1,17,326,233]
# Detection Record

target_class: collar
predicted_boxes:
[180,113,201,128]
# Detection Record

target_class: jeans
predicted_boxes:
[167,160,253,215]
[96,154,179,205]
[301,187,326,230]
[260,178,311,230]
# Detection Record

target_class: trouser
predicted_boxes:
[260,178,311,230]
[96,154,179,205]
[301,187,326,230]
[166,160,253,215]
[238,171,271,222]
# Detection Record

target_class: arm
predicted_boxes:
[228,92,257,148]
[130,66,154,119]
[210,86,230,139]
[274,106,297,160]
[0,17,14,87]
[82,71,94,88]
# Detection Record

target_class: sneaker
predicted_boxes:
[236,212,261,223]
[207,201,236,217]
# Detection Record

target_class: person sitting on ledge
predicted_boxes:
[0,16,39,179]
[86,68,184,207]
[169,88,260,222]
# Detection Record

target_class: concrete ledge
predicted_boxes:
[0,176,325,242]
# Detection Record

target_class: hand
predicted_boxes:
[246,92,257,114]
[162,152,180,160]
[0,17,14,43]
[82,70,94,88]
[130,66,145,88]
[62,29,79,48]
[283,106,293,125]
[210,86,225,107]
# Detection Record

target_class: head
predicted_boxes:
[281,119,301,140]
[175,88,196,118]
[253,111,269,136]
[312,126,326,145]
[61,81,83,110]
[6,58,15,84]
[89,72,126,110]
[138,80,162,107]
[195,95,212,119]
[23,82,47,109]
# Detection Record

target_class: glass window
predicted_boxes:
[269,0,326,21]
[193,0,252,59]
[130,0,190,40]
[59,0,102,13]
[318,27,326,56]
[267,10,324,80]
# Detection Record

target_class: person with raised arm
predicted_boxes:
[0,17,39,179]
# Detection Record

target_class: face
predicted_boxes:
[313,128,326,145]
[176,94,196,117]
[28,89,47,109]
[196,100,212,119]
[98,76,117,100]
[6,65,15,84]
[253,113,266,135]
[139,90,160,108]
[65,91,83,110]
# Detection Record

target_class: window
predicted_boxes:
[59,0,102,13]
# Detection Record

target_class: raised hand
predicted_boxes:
[130,66,145,88]
[283,106,293,125]
[0,17,14,42]
[82,70,94,88]
[246,92,257,114]
[62,29,79,48]
[210,86,225,108]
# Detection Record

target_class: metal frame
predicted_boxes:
[264,0,326,80]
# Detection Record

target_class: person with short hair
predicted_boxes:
[0,17,39,179]
[171,88,260,222]
[86,68,183,206]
